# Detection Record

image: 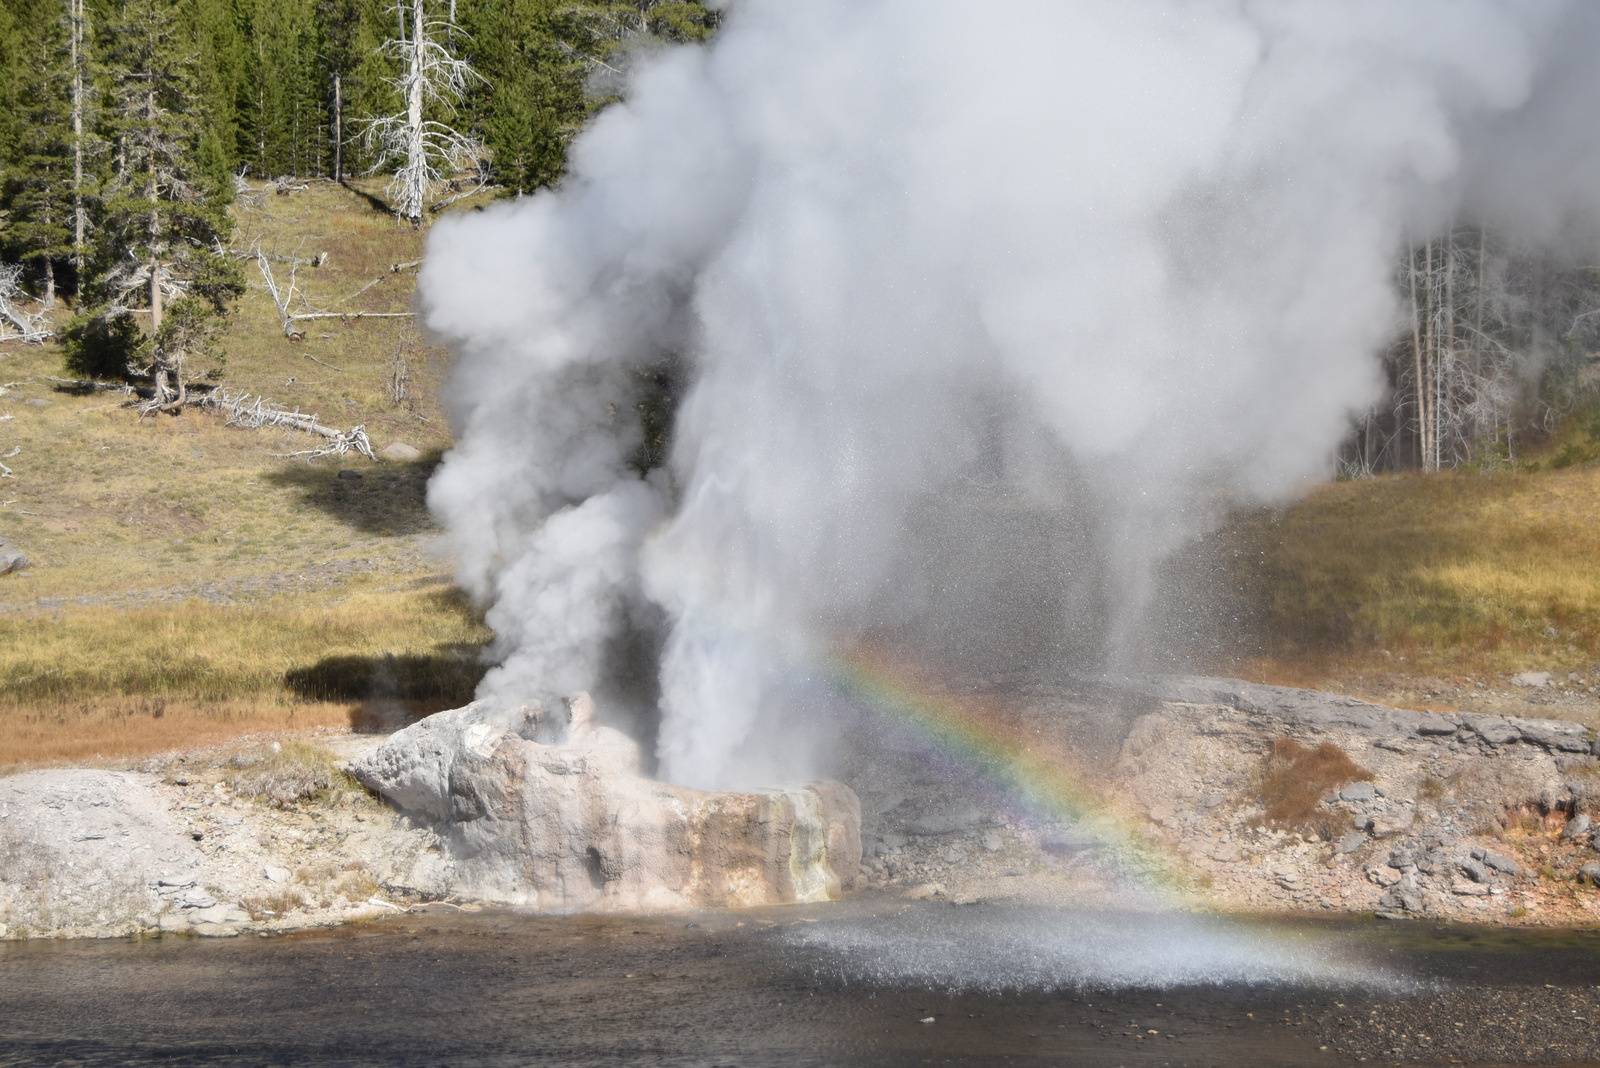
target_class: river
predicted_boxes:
[3,900,1598,1067]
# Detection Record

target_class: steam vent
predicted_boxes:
[350,694,862,911]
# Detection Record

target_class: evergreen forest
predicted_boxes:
[0,0,1597,472]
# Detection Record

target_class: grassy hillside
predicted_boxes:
[0,180,492,766]
[2,177,1598,769]
[1223,464,1600,673]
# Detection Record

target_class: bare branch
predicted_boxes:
[197,388,377,460]
[0,265,53,344]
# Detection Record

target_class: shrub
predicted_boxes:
[61,311,144,381]
[223,741,350,808]
[1256,737,1373,838]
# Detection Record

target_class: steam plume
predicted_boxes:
[421,0,1600,789]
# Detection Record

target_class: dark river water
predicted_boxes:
[3,899,1599,1067]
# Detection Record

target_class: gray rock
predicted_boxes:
[906,803,982,836]
[1339,782,1376,803]
[880,832,908,851]
[25,398,50,408]
[262,865,290,884]
[0,547,27,575]
[157,912,191,932]
[1472,849,1518,875]
[378,441,423,462]
[1579,863,1600,887]
[1378,889,1422,912]
[190,904,249,936]
[1460,859,1491,883]
[980,832,1003,852]
[1415,716,1460,736]
[156,876,195,889]
[1386,849,1416,869]
[1040,830,1096,856]
[1463,714,1520,746]
[1511,717,1593,753]
[1562,814,1592,839]
[336,469,363,480]
[1335,832,1367,855]
[179,890,218,909]
[1511,671,1551,688]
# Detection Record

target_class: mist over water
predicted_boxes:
[781,908,1412,993]
[421,0,1600,790]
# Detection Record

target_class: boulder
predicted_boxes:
[1472,848,1519,875]
[0,545,27,575]
[1510,671,1551,689]
[1463,714,1520,747]
[1509,717,1593,753]
[379,441,423,462]
[349,694,861,912]
[1334,832,1367,855]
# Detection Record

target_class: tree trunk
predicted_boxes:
[1441,228,1454,471]
[404,0,427,225]
[70,0,86,279]
[332,70,343,182]
[1474,227,1486,379]
[43,258,55,310]
[1408,244,1427,472]
[1421,240,1437,472]
[147,84,162,334]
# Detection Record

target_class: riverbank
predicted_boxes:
[3,674,1598,942]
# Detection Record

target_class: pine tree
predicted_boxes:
[458,0,582,195]
[73,0,242,407]
[190,0,246,185]
[2,0,76,306]
[239,0,326,177]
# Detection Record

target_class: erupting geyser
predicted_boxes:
[420,0,1600,796]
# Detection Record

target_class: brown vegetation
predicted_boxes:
[1255,737,1372,837]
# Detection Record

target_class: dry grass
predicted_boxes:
[240,888,305,922]
[222,740,352,808]
[295,859,380,910]
[0,584,490,768]
[1209,461,1600,679]
[1255,737,1372,838]
[0,181,506,768]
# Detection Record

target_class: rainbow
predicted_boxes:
[828,647,1199,899]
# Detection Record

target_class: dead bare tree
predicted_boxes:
[252,243,412,340]
[198,388,376,460]
[388,326,417,408]
[0,265,53,344]
[360,0,485,227]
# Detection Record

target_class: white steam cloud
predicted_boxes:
[421,0,1600,789]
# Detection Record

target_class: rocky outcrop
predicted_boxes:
[0,760,443,941]
[1111,679,1600,923]
[349,693,862,912]
[1153,676,1600,755]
